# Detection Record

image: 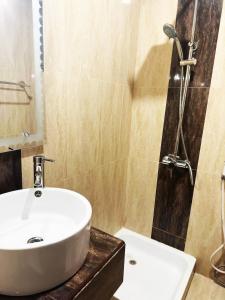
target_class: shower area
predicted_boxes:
[116,0,201,299]
[118,0,224,298]
[150,0,223,251]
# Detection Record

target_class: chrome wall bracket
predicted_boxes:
[180,58,197,66]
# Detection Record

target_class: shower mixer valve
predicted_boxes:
[162,154,194,185]
[162,154,187,168]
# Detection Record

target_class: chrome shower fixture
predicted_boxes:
[162,0,199,186]
[163,23,177,39]
[162,154,194,185]
[163,23,183,61]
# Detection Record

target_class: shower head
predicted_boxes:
[163,23,177,39]
[163,23,183,61]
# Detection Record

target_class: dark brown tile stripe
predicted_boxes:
[181,87,210,169]
[169,0,194,88]
[153,164,196,239]
[152,0,223,249]
[191,0,223,87]
[0,150,22,194]
[152,227,185,251]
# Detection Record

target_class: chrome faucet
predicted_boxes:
[33,155,55,188]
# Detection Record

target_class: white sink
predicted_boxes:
[0,187,92,296]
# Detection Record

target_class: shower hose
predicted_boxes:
[210,168,225,274]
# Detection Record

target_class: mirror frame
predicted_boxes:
[0,0,44,151]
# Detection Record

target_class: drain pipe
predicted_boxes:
[210,162,225,281]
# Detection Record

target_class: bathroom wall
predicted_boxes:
[19,0,225,278]
[125,0,178,235]
[185,0,225,277]
[22,0,141,234]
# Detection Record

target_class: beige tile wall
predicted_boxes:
[124,0,178,236]
[185,1,225,277]
[22,0,141,234]
[21,0,178,236]
[186,273,225,299]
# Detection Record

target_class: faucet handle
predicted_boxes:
[33,155,55,164]
[43,157,55,163]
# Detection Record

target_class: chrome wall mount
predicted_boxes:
[180,58,197,66]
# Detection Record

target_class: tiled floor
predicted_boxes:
[186,273,225,300]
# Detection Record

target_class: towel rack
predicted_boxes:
[0,80,32,100]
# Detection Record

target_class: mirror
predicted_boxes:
[0,0,44,151]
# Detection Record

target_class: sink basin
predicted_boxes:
[0,187,92,296]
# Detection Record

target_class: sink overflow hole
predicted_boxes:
[129,259,137,265]
[27,237,44,244]
[34,190,42,198]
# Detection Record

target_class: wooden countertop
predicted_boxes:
[0,228,125,300]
